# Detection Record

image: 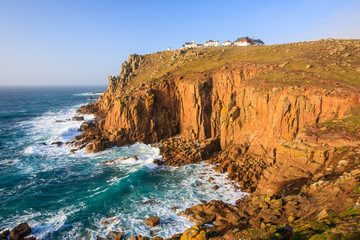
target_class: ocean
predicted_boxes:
[0,86,246,239]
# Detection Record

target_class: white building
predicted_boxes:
[233,37,265,46]
[222,40,232,46]
[204,40,219,47]
[181,37,264,49]
[182,40,198,48]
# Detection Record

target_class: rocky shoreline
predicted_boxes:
[62,116,360,240]
[4,39,360,239]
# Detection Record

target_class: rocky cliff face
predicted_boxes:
[79,64,358,152]
[72,39,360,196]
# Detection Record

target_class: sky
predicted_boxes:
[0,0,359,86]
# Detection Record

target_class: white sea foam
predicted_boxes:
[73,92,104,96]
[0,203,85,239]
[0,158,20,165]
[88,156,247,239]
[10,98,248,239]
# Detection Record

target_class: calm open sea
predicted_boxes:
[0,86,246,239]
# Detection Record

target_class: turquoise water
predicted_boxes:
[0,87,246,239]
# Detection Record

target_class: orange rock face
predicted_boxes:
[80,62,358,157]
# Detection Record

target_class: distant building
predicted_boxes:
[181,37,264,49]
[253,39,265,46]
[182,40,198,48]
[204,40,219,47]
[233,37,252,46]
[233,37,265,46]
[222,40,232,46]
[167,47,171,50]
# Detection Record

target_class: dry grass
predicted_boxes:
[127,39,360,90]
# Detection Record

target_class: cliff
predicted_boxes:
[74,39,359,152]
[69,39,360,239]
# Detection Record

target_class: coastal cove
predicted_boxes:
[0,87,246,239]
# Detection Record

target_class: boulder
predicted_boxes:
[279,61,290,68]
[338,160,349,167]
[0,230,9,239]
[107,231,123,240]
[86,140,105,153]
[51,141,63,146]
[129,236,149,240]
[350,169,360,177]
[146,216,160,227]
[72,116,84,121]
[317,209,330,219]
[10,223,31,240]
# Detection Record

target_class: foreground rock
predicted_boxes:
[10,223,32,240]
[0,230,9,240]
[129,236,149,240]
[154,137,220,167]
[180,225,206,240]
[106,230,123,240]
[207,146,267,193]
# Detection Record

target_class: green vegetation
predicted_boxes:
[318,116,360,138]
[125,39,360,90]
[354,183,360,195]
[290,207,360,240]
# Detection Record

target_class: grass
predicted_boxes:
[120,39,360,90]
[291,207,360,240]
[354,183,360,195]
[318,116,360,138]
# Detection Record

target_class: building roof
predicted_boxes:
[254,39,264,44]
[233,37,251,43]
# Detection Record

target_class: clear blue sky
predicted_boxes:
[0,0,359,86]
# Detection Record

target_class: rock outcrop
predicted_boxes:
[9,223,32,240]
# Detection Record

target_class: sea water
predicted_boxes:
[0,86,247,239]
